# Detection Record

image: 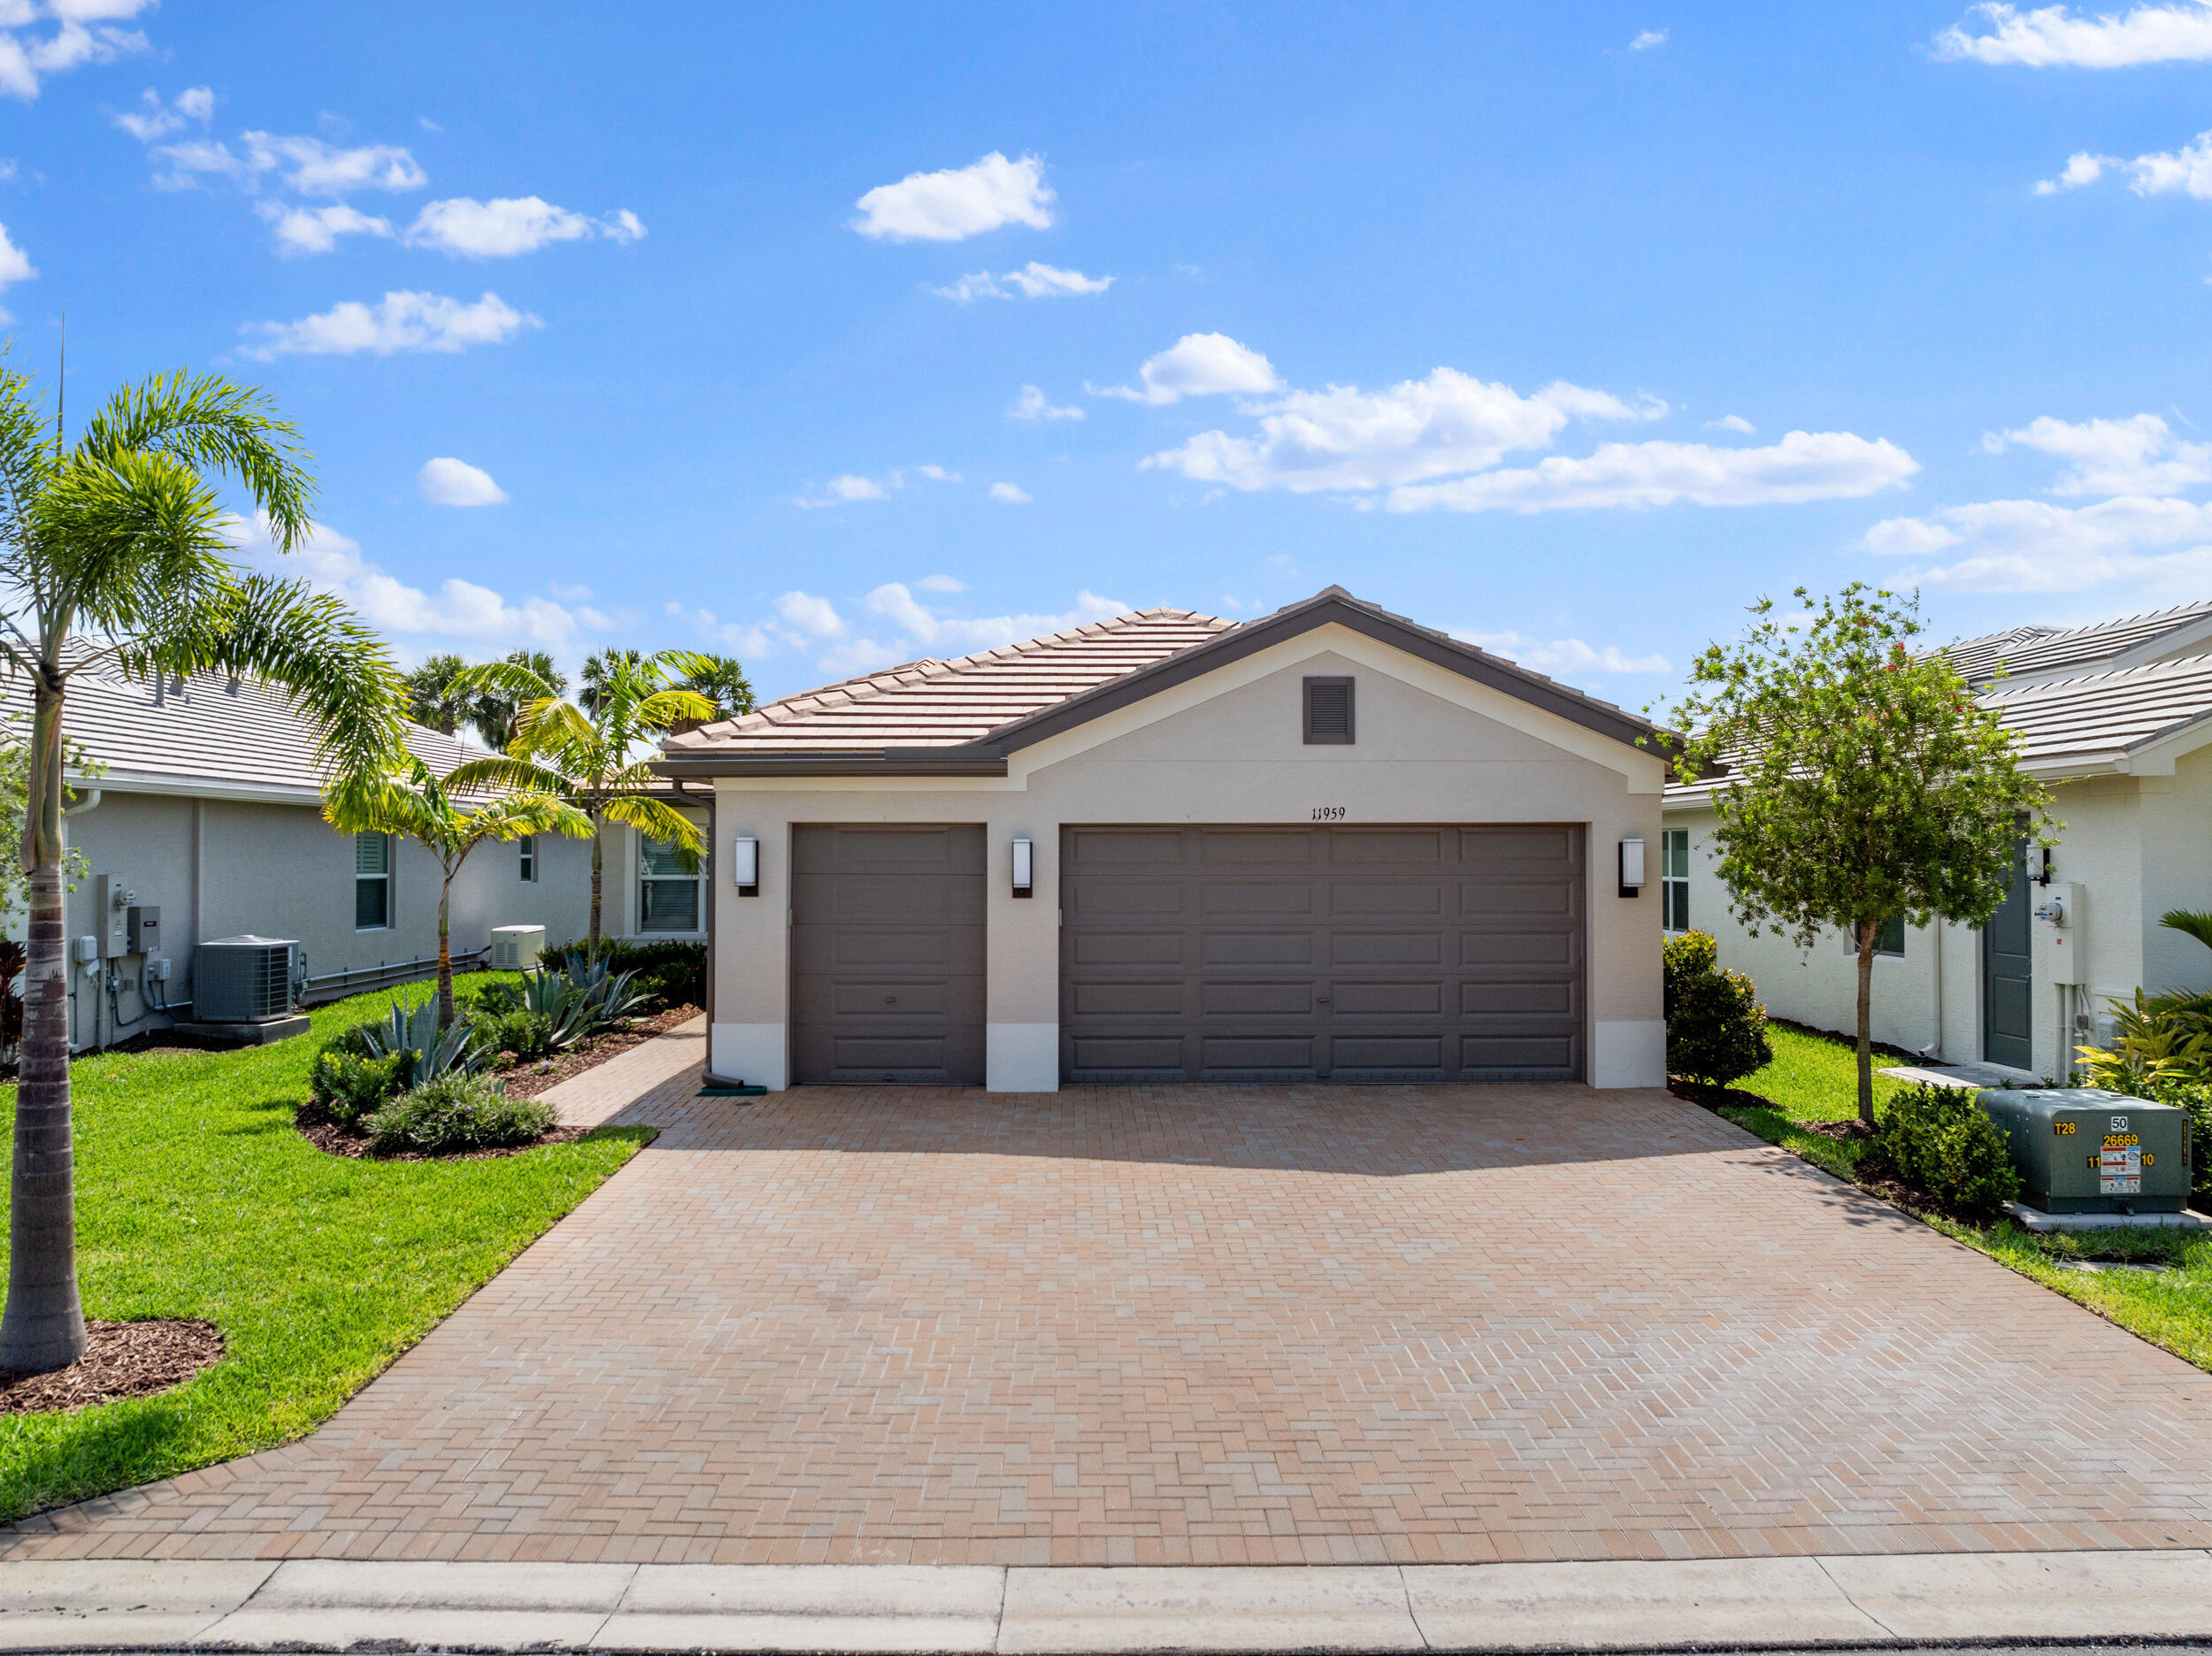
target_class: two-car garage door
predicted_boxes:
[1059,825,1586,1083]
[788,822,1586,1085]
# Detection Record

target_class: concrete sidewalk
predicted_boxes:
[9,1550,2212,1651]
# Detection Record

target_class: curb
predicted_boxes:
[7,1549,2212,1652]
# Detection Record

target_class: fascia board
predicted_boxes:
[1008,621,1667,788]
[80,770,326,807]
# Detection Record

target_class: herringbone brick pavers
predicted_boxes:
[10,1065,2212,1565]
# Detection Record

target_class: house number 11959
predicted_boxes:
[1311,806,1347,821]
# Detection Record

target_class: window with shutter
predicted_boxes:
[1303,675,1355,745]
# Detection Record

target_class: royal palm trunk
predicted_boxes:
[0,678,86,1372]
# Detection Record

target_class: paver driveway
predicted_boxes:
[12,1042,2212,1566]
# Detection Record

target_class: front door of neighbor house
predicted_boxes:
[1984,840,2033,1070]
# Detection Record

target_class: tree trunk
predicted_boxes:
[1855,923,1878,1127]
[0,677,85,1373]
[435,869,455,1024]
[588,825,603,963]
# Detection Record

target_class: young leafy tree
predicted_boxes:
[0,364,405,1373]
[330,755,590,1020]
[1656,585,2054,1123]
[449,650,713,959]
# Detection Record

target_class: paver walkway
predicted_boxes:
[9,1059,2212,1567]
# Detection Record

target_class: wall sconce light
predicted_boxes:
[732,835,759,897]
[1011,835,1033,898]
[2026,843,2052,886]
[1618,835,1645,900]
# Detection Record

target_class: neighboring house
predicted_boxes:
[659,586,1668,1093]
[3,662,707,1050]
[1663,601,2212,1081]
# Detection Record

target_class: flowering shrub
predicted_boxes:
[365,1070,557,1156]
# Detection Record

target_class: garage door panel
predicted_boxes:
[794,824,986,1085]
[1333,932,1447,966]
[1333,981,1445,1016]
[1064,824,1585,1083]
[1203,932,1316,965]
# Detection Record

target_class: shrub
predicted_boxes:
[540,939,704,1008]
[1873,1084,2022,1219]
[472,1007,555,1064]
[2126,1076,2212,1208]
[2073,987,2212,1092]
[307,1047,411,1128]
[364,1070,557,1156]
[1662,930,1772,1087]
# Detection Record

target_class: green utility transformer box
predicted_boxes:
[1977,1088,2191,1215]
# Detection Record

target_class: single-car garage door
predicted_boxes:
[792,824,986,1085]
[1061,824,1584,1083]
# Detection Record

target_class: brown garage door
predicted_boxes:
[1060,824,1584,1083]
[792,824,986,1085]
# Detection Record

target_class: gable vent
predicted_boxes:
[1303,675,1355,745]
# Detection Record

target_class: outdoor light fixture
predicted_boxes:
[732,835,759,897]
[1011,835,1033,898]
[2027,843,2052,886]
[1618,835,1645,899]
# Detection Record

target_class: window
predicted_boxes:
[518,835,536,883]
[355,832,391,930]
[639,837,701,933]
[1661,829,1690,932]
[1877,914,1906,957]
[1302,675,1355,744]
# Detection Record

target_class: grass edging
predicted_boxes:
[0,973,662,1524]
[1699,1025,2212,1376]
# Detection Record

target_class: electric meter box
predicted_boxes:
[1978,1087,2191,1214]
[2032,882,2085,986]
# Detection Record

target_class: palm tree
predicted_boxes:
[670,652,754,733]
[576,648,641,717]
[451,650,712,959]
[332,755,590,1020]
[0,364,404,1374]
[467,648,566,751]
[403,652,472,734]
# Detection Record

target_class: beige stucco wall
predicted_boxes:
[709,624,1667,1092]
[1666,749,2212,1081]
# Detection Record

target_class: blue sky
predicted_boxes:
[15,2,2212,703]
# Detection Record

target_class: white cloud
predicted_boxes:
[150,129,426,196]
[852,150,1055,242]
[1095,332,1283,406]
[418,456,509,507]
[1010,383,1083,421]
[223,510,587,649]
[794,465,962,508]
[1865,494,2212,590]
[2035,150,2113,192]
[2045,128,2212,199]
[1451,628,1672,676]
[0,218,34,320]
[989,481,1032,503]
[1146,366,1660,493]
[845,583,1127,667]
[936,260,1112,302]
[1933,0,2212,65]
[403,196,647,257]
[1385,431,1917,513]
[111,82,210,142]
[239,290,541,358]
[1629,28,1669,50]
[777,590,846,638]
[916,573,967,593]
[1705,413,1756,434]
[257,201,393,257]
[0,0,150,101]
[1983,412,2212,494]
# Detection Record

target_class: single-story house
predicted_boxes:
[5,659,708,1050]
[1663,601,2212,1081]
[660,586,1669,1092]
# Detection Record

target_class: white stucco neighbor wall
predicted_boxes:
[710,625,1667,1092]
[1666,747,2212,1081]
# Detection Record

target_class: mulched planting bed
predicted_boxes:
[496,1003,702,1100]
[0,1319,223,1414]
[294,1102,588,1162]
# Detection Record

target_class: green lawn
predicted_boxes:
[1719,1023,2212,1373]
[0,973,650,1522]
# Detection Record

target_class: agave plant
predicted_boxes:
[362,995,483,1084]
[518,968,595,1052]
[565,958,649,1028]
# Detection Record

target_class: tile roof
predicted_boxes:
[1977,652,2212,766]
[1943,602,2212,685]
[664,607,1240,755]
[0,659,489,801]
